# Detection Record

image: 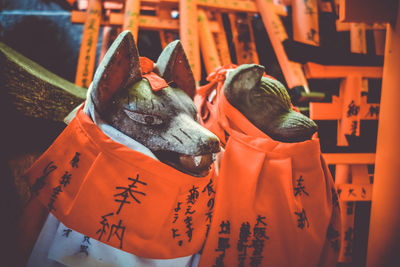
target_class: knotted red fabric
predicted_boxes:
[195,66,341,266]
[139,57,169,91]
[22,108,217,259]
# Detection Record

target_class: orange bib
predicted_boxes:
[195,68,341,266]
[24,109,217,259]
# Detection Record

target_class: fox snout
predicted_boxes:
[160,114,221,156]
[148,114,221,177]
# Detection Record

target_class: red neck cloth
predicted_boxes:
[23,108,217,259]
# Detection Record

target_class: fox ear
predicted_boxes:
[90,30,142,113]
[155,40,196,99]
[224,64,264,104]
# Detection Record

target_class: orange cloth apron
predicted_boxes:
[23,108,217,259]
[195,67,341,266]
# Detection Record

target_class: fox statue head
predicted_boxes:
[87,31,220,176]
[224,64,318,142]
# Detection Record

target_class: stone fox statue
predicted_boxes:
[84,31,220,176]
[19,31,220,266]
[224,64,318,143]
[195,65,341,267]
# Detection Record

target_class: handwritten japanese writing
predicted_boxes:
[214,220,231,267]
[367,105,379,117]
[60,171,72,187]
[70,152,81,168]
[187,185,199,204]
[326,223,340,252]
[204,179,216,237]
[46,154,80,212]
[107,219,126,249]
[96,212,113,241]
[344,227,354,257]
[294,209,309,229]
[249,215,268,267]
[350,120,358,136]
[238,222,251,267]
[114,174,147,214]
[294,176,309,197]
[184,216,194,242]
[63,228,72,238]
[30,161,57,196]
[347,101,360,117]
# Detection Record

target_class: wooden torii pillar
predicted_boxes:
[337,0,400,264]
[367,2,400,266]
[74,0,102,88]
[336,21,386,55]
[305,62,382,262]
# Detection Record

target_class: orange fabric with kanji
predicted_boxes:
[23,109,217,259]
[195,67,341,266]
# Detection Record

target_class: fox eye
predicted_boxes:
[123,109,164,126]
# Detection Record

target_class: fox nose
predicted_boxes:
[200,135,221,153]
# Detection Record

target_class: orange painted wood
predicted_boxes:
[73,11,179,30]
[335,164,353,263]
[157,6,175,48]
[350,23,367,54]
[159,30,176,48]
[73,10,221,31]
[304,62,383,78]
[338,201,356,262]
[255,0,309,90]
[367,7,400,265]
[319,0,333,13]
[123,0,141,37]
[310,95,380,120]
[339,0,397,23]
[78,0,123,10]
[197,0,287,15]
[351,164,371,184]
[373,29,386,56]
[292,0,319,46]
[288,61,309,90]
[180,0,200,82]
[309,96,341,120]
[337,184,373,201]
[77,0,288,15]
[361,78,369,94]
[335,164,351,185]
[198,9,222,74]
[214,13,232,65]
[306,62,381,146]
[335,164,371,262]
[71,10,108,24]
[229,13,259,64]
[336,21,386,31]
[337,75,362,145]
[322,153,375,164]
[74,0,102,88]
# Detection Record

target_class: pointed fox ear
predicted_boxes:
[155,40,196,99]
[90,30,142,113]
[224,64,265,104]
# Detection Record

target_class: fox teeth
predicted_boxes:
[212,153,217,162]
[194,155,202,167]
